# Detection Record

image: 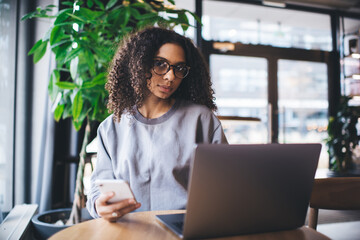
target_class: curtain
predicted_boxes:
[15,0,57,213]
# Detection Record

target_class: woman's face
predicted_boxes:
[147,43,186,100]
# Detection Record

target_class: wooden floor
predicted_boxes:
[317,221,360,240]
[313,209,360,224]
[306,209,360,240]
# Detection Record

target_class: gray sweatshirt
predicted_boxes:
[86,99,227,218]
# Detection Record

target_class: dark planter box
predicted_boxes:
[31,208,72,240]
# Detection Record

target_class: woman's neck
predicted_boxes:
[138,97,176,119]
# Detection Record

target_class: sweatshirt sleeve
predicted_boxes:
[211,115,228,144]
[212,120,228,144]
[86,123,116,218]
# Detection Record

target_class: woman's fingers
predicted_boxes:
[117,201,141,217]
[96,196,141,221]
[97,191,115,204]
[107,202,141,222]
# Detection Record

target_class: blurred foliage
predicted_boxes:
[326,96,360,172]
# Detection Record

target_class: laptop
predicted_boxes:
[156,143,321,239]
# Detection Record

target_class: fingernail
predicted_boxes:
[129,199,136,204]
[108,192,114,197]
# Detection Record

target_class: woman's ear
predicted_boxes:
[145,72,152,79]
[146,78,152,90]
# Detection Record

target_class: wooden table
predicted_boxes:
[50,210,330,240]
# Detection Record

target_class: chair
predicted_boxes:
[308,177,360,230]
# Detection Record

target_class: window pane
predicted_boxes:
[203,0,332,51]
[341,18,360,97]
[210,54,268,144]
[0,0,16,211]
[278,60,328,168]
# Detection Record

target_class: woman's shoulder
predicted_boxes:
[98,114,115,131]
[176,99,220,123]
[178,99,214,114]
[98,112,133,130]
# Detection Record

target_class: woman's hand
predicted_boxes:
[95,192,141,221]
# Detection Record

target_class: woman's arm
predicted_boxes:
[86,121,140,220]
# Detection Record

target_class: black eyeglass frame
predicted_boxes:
[152,59,191,79]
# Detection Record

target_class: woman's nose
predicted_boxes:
[164,67,176,81]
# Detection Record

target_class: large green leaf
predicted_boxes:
[81,72,107,89]
[21,11,37,21]
[54,9,72,25]
[28,39,44,55]
[48,69,60,102]
[92,72,107,85]
[66,13,87,23]
[56,81,77,89]
[93,0,105,10]
[87,0,94,8]
[72,119,83,131]
[72,91,83,120]
[131,2,153,12]
[106,0,118,10]
[90,94,100,120]
[136,12,157,20]
[62,101,72,119]
[54,104,65,121]
[61,1,74,7]
[64,47,82,63]
[50,26,63,45]
[32,40,48,63]
[84,49,96,76]
[50,39,72,49]
[78,8,103,20]
[122,7,131,27]
[186,10,202,25]
[178,12,189,32]
[53,44,71,64]
[70,57,79,80]
[128,7,140,20]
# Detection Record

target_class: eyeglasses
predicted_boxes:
[152,59,190,79]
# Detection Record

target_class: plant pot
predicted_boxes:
[31,208,72,240]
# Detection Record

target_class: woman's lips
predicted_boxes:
[158,85,172,93]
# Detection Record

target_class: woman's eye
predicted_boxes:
[176,65,186,72]
[154,60,167,67]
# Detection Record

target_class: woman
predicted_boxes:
[86,27,227,221]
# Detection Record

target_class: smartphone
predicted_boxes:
[95,179,136,204]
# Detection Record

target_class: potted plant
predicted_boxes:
[22,0,199,228]
[325,96,360,176]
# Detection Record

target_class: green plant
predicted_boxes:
[326,96,360,172]
[22,0,199,223]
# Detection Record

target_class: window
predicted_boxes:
[202,0,332,51]
[0,0,17,211]
[203,1,331,168]
[210,55,269,144]
[278,59,328,168]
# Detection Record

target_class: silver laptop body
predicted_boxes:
[157,143,321,239]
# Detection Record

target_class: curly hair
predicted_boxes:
[106,27,217,122]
